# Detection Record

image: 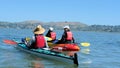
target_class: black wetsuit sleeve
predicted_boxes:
[60,32,65,42]
[46,30,51,37]
[72,37,75,43]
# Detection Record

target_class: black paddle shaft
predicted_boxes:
[73,53,79,66]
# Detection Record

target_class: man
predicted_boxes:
[57,25,75,44]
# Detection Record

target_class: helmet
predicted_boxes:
[49,27,54,31]
[63,25,70,29]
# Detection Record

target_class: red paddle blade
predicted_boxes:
[3,39,17,45]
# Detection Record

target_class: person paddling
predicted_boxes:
[46,27,56,41]
[57,25,75,44]
[28,25,49,49]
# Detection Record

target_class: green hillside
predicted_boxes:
[0,20,120,32]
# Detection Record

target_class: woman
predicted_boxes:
[46,27,56,41]
[28,25,48,49]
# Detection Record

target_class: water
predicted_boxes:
[0,28,120,68]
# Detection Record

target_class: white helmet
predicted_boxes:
[49,27,54,31]
[63,25,70,29]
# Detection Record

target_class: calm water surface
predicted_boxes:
[0,28,120,68]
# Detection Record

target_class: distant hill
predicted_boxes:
[45,21,88,30]
[0,20,88,30]
[0,20,120,32]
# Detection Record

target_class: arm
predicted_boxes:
[72,37,75,43]
[44,37,49,48]
[46,30,51,37]
[61,32,66,42]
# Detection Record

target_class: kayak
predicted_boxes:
[48,42,80,51]
[16,43,79,65]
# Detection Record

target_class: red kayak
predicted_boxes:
[48,42,80,51]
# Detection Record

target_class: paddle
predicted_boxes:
[45,37,52,41]
[3,39,18,45]
[80,42,90,47]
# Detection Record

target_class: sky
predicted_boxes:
[0,0,120,25]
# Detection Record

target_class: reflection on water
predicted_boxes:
[31,60,44,68]
[30,57,79,68]
[62,51,79,56]
[81,48,90,54]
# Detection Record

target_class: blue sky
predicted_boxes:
[0,0,120,25]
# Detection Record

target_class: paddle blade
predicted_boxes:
[80,42,90,47]
[45,37,52,41]
[3,39,17,45]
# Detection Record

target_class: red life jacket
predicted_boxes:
[50,32,56,40]
[66,31,73,40]
[35,35,46,48]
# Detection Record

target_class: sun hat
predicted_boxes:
[63,25,70,29]
[49,27,54,31]
[34,25,45,34]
